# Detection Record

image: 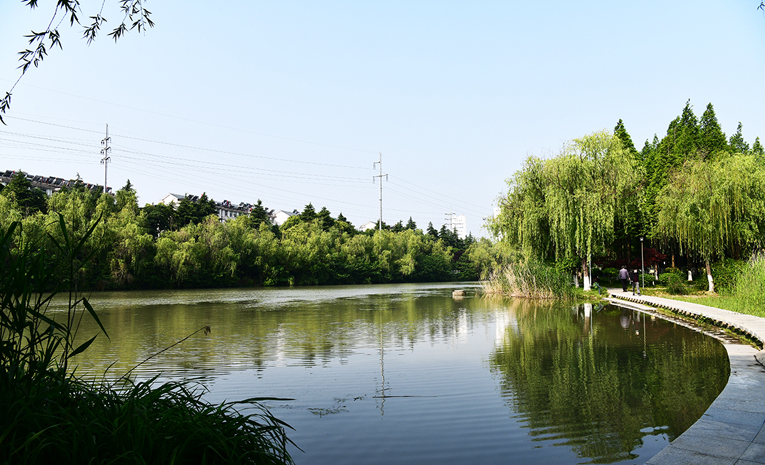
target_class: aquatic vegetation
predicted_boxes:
[481,260,573,299]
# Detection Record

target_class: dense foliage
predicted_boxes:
[0,175,489,289]
[491,101,765,294]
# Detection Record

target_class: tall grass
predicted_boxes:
[482,260,573,299]
[728,253,765,315]
[0,219,295,464]
[669,253,765,319]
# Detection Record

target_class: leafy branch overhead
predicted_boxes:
[0,0,154,125]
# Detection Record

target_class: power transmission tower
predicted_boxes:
[100,123,111,193]
[373,152,388,233]
[445,208,455,232]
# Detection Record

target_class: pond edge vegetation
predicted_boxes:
[0,219,295,464]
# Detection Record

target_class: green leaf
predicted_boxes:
[83,297,109,340]
[68,334,97,359]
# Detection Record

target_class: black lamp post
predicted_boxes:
[640,237,645,289]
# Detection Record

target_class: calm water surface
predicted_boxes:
[61,283,729,465]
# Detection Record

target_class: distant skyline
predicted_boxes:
[2,1,764,237]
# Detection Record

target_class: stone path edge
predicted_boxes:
[605,289,765,465]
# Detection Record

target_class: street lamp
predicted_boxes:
[640,236,645,289]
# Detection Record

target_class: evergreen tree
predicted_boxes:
[197,193,217,218]
[439,225,460,249]
[246,199,271,229]
[176,193,216,227]
[729,122,750,154]
[426,222,439,239]
[614,119,639,159]
[405,217,417,230]
[698,103,728,158]
[674,100,699,159]
[301,203,317,222]
[392,221,405,233]
[115,179,138,214]
[752,137,764,163]
[335,212,356,236]
[317,206,335,230]
[141,203,175,238]
[1,171,47,216]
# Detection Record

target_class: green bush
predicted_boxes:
[666,273,689,295]
[657,271,683,286]
[711,258,746,294]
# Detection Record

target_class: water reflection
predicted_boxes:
[61,285,729,465]
[489,301,729,463]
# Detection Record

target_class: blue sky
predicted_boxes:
[1,1,764,237]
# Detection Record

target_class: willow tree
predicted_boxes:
[492,130,641,291]
[544,131,641,290]
[655,154,765,292]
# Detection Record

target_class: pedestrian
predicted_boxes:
[632,269,640,295]
[618,266,629,292]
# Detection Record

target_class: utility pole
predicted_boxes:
[373,152,387,233]
[100,123,111,193]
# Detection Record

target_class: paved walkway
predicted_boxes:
[607,289,765,465]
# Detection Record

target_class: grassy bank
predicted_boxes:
[636,254,765,319]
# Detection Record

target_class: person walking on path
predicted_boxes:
[619,266,629,292]
[632,269,640,295]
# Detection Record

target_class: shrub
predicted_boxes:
[665,273,689,295]
[711,258,746,295]
[657,270,683,286]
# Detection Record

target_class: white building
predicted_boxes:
[359,220,377,232]
[160,193,184,206]
[273,209,298,226]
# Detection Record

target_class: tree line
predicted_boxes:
[0,175,501,289]
[490,100,765,293]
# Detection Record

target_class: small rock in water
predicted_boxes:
[452,289,466,298]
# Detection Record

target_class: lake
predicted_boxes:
[61,282,729,465]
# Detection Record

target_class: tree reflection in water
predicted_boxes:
[489,301,729,464]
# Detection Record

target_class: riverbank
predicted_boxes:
[608,289,765,464]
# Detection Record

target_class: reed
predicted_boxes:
[0,219,295,464]
[482,260,573,299]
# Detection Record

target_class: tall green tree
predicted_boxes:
[492,131,642,290]
[614,119,639,159]
[654,154,765,292]
[729,122,750,154]
[1,171,47,216]
[115,179,138,214]
[246,199,271,230]
[698,103,728,159]
[752,137,764,163]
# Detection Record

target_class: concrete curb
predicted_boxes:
[606,289,765,464]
